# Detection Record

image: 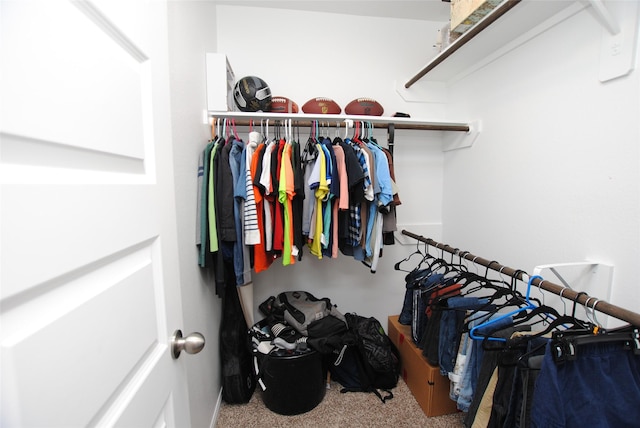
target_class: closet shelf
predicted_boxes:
[405,0,587,87]
[208,110,470,132]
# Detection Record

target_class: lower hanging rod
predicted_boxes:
[401,229,640,327]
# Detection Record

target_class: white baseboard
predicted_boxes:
[209,387,223,428]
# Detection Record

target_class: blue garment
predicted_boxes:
[346,139,369,247]
[399,269,433,325]
[363,143,393,257]
[457,312,514,411]
[438,297,492,376]
[323,138,340,199]
[320,141,334,255]
[410,273,446,345]
[531,341,640,428]
[229,138,245,285]
[366,142,393,207]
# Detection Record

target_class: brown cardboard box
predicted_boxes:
[388,315,458,417]
[450,0,502,35]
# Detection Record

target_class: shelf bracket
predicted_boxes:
[441,120,481,152]
[532,261,615,327]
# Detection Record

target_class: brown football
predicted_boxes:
[270,96,299,113]
[344,98,384,116]
[301,97,342,114]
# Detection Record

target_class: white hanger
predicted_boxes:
[344,119,353,139]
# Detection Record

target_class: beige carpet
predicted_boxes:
[216,378,465,427]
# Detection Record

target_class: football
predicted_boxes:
[270,96,299,113]
[301,97,342,115]
[344,98,384,116]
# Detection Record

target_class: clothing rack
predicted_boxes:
[401,229,640,328]
[211,116,469,156]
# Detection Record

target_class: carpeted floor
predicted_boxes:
[216,378,465,427]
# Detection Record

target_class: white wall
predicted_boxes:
[443,5,640,320]
[214,5,450,326]
[167,2,221,428]
[215,5,446,119]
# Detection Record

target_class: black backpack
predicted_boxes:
[330,313,400,403]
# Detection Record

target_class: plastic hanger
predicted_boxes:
[394,239,427,272]
[210,117,217,141]
[458,261,502,296]
[231,119,239,140]
[222,118,228,142]
[510,303,561,328]
[344,119,352,139]
[462,268,527,318]
[550,296,640,362]
[469,274,543,342]
[508,289,593,345]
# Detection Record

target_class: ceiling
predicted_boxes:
[213,0,451,22]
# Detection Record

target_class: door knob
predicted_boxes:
[171,330,205,359]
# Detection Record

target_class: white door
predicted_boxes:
[1,1,194,426]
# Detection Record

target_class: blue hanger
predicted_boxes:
[469,274,543,342]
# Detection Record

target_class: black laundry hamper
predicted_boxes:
[258,349,326,415]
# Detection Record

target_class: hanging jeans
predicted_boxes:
[531,341,640,428]
[438,297,493,376]
[455,312,514,412]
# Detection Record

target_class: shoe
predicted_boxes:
[273,336,308,352]
[271,322,308,351]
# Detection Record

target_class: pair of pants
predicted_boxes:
[531,341,640,428]
[439,297,493,376]
[457,313,515,412]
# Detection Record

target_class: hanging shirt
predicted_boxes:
[279,141,296,265]
[216,137,236,243]
[251,142,273,273]
[208,140,220,253]
[272,139,286,254]
[346,139,370,250]
[331,143,349,258]
[332,144,349,210]
[364,142,393,259]
[243,131,260,245]
[198,139,216,267]
[259,140,276,251]
[291,140,305,260]
[230,137,249,285]
[310,143,328,258]
[320,141,334,254]
[302,138,318,236]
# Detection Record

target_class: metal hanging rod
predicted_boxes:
[228,119,469,132]
[213,118,469,132]
[401,229,640,327]
[405,0,522,88]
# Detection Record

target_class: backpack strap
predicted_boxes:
[377,388,394,403]
[339,386,394,404]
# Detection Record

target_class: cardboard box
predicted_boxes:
[450,0,502,35]
[388,315,458,417]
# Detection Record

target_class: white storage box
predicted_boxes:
[206,53,235,111]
